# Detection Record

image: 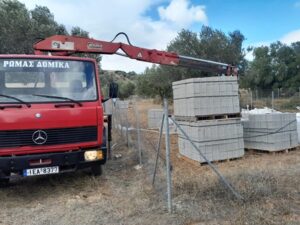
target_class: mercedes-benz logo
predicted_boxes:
[32,130,48,145]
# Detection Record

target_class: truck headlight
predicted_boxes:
[84,150,103,161]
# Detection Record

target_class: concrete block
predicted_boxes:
[103,99,113,115]
[147,109,164,129]
[173,76,240,117]
[116,100,129,109]
[104,99,129,114]
[243,113,298,151]
[177,118,244,163]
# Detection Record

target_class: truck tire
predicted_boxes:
[91,164,102,176]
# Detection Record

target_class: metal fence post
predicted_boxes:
[163,98,172,213]
[125,106,130,147]
[134,100,142,165]
[272,91,274,109]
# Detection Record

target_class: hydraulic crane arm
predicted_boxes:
[34,34,237,75]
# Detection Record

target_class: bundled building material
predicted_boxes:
[243,113,298,151]
[178,119,244,162]
[103,99,113,115]
[148,109,164,129]
[103,99,129,115]
[296,113,300,143]
[173,76,244,163]
[173,76,240,118]
[116,100,129,109]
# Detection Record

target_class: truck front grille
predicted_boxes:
[0,126,98,148]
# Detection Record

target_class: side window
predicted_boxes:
[4,72,45,88]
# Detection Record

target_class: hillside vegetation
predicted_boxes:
[1,0,300,100]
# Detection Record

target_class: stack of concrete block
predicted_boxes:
[173,76,240,118]
[148,109,164,129]
[103,99,129,115]
[297,113,300,143]
[243,113,298,151]
[177,119,244,162]
[103,99,113,115]
[115,100,129,116]
[116,100,129,109]
[173,76,244,163]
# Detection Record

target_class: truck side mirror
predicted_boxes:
[109,82,118,98]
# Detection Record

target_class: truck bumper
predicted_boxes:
[0,148,107,178]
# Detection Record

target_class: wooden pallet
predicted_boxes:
[178,153,243,166]
[175,113,241,122]
[245,147,297,155]
[200,156,243,165]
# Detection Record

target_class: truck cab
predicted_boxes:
[0,55,107,184]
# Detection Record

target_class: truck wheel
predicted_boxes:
[91,165,102,176]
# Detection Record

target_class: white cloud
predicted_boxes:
[244,51,253,61]
[158,0,208,27]
[281,29,300,44]
[19,0,208,73]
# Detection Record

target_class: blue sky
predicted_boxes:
[145,0,300,46]
[20,0,300,72]
[204,0,300,46]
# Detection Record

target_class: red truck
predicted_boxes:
[0,34,237,185]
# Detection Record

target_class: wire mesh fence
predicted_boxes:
[106,97,245,212]
[240,88,300,111]
[105,97,167,172]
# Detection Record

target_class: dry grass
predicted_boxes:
[135,99,300,225]
[0,99,299,225]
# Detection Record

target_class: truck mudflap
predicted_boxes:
[0,148,107,179]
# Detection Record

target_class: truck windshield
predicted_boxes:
[0,59,98,104]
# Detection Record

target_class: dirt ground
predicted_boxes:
[0,99,299,225]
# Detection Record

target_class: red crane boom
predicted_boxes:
[34,34,238,75]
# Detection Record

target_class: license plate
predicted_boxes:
[23,166,59,177]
